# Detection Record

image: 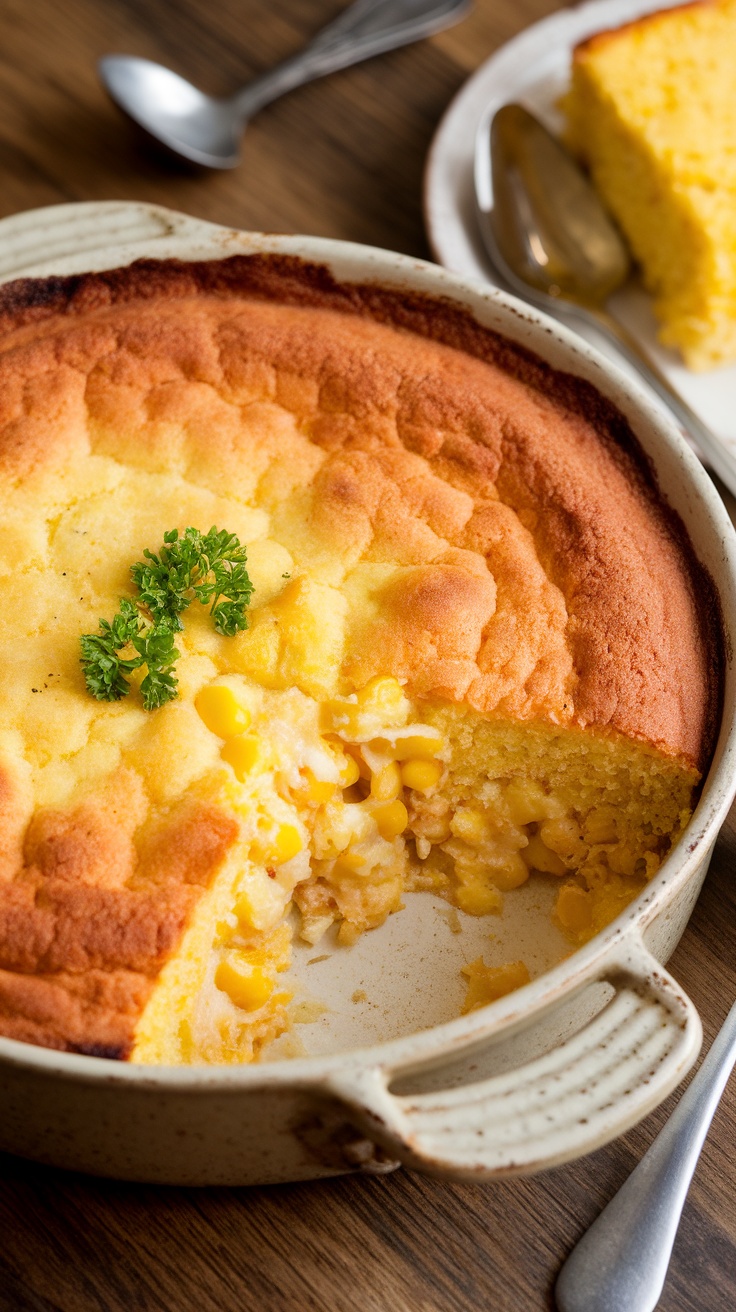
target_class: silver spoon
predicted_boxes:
[477,104,736,497]
[100,0,471,170]
[556,998,736,1312]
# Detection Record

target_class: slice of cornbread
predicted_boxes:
[565,0,736,370]
[0,256,721,1063]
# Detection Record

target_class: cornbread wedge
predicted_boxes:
[565,0,736,370]
[0,256,720,1062]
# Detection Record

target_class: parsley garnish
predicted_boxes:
[80,527,253,711]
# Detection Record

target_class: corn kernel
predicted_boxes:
[221,735,263,781]
[451,807,488,847]
[372,732,443,761]
[299,769,337,804]
[323,699,363,737]
[522,834,567,876]
[456,883,503,916]
[539,817,583,865]
[337,920,362,946]
[505,780,564,826]
[461,958,530,1012]
[233,890,256,929]
[556,884,593,933]
[215,958,274,1012]
[216,917,237,943]
[333,850,368,875]
[607,845,639,877]
[338,755,360,787]
[253,821,304,865]
[491,853,530,891]
[356,675,408,721]
[370,760,402,802]
[401,758,442,792]
[195,685,251,739]
[272,822,303,863]
[372,799,408,840]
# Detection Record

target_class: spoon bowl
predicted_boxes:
[100,56,242,168]
[490,103,629,308]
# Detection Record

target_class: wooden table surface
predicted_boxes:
[0,0,734,1308]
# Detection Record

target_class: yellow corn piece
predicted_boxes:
[556,884,593,933]
[252,821,304,865]
[322,700,362,737]
[539,817,583,863]
[272,822,303,864]
[372,799,408,840]
[221,735,263,781]
[216,917,237,943]
[522,834,567,877]
[347,746,371,781]
[456,882,503,916]
[461,958,530,1012]
[401,758,442,792]
[356,675,408,720]
[337,920,362,946]
[370,760,402,802]
[215,958,274,1012]
[333,850,367,875]
[491,853,530,891]
[299,769,337,804]
[371,732,443,761]
[233,890,256,929]
[451,807,488,847]
[504,779,563,826]
[338,754,360,788]
[195,685,251,739]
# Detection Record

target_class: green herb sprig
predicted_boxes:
[80,527,253,711]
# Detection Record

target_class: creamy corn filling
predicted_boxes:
[132,674,696,1065]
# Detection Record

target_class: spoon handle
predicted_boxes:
[579,304,736,490]
[555,999,736,1312]
[231,0,471,119]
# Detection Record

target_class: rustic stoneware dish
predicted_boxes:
[0,201,734,1187]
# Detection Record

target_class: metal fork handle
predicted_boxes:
[231,0,471,119]
[555,998,736,1312]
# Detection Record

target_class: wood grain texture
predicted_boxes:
[0,0,734,1307]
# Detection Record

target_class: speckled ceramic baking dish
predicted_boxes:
[0,200,734,1187]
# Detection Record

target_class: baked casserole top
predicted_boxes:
[0,254,721,1055]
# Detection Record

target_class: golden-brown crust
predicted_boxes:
[572,0,716,59]
[0,253,723,1057]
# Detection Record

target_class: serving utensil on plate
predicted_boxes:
[100,0,470,170]
[477,103,736,497]
[556,998,736,1312]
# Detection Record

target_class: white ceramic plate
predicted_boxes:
[424,0,736,459]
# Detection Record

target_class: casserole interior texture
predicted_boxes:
[0,257,720,1063]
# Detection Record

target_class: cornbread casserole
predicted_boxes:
[0,256,720,1063]
[564,0,736,371]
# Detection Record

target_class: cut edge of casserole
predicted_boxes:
[130,680,699,1065]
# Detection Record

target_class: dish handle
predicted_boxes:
[325,936,702,1179]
